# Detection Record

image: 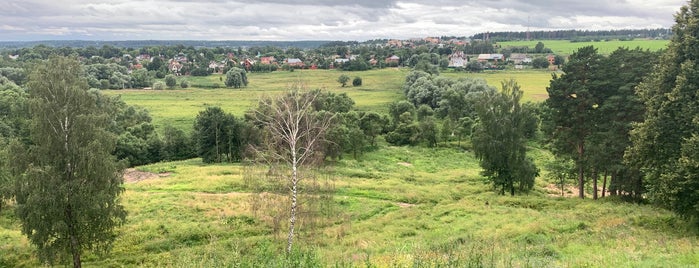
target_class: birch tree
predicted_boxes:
[9,55,126,267]
[251,86,333,253]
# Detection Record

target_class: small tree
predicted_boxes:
[164,74,177,89]
[352,76,362,86]
[225,67,248,88]
[472,79,539,195]
[337,74,350,87]
[251,86,333,253]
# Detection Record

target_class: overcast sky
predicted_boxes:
[0,0,686,41]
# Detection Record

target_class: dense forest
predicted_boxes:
[472,28,671,42]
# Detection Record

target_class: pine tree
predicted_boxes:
[9,55,126,267]
[627,1,699,222]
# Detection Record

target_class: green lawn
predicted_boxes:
[498,39,670,55]
[104,68,552,132]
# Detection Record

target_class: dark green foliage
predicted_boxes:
[531,57,550,69]
[225,67,248,88]
[161,125,196,161]
[352,76,362,86]
[627,0,699,222]
[0,67,27,85]
[130,68,153,88]
[179,79,189,89]
[472,80,539,195]
[9,55,126,267]
[164,74,177,89]
[90,91,162,167]
[545,46,605,198]
[193,106,243,163]
[308,89,355,113]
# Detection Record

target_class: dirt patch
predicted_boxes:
[397,162,412,167]
[544,183,579,198]
[396,202,415,208]
[532,94,549,100]
[123,168,170,183]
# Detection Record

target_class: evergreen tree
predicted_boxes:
[9,55,125,267]
[545,46,605,198]
[627,0,699,222]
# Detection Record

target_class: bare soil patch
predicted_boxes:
[123,168,170,183]
[397,162,413,167]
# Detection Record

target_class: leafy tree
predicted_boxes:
[337,74,350,87]
[130,68,153,88]
[161,125,195,161]
[359,111,387,147]
[531,57,550,69]
[193,106,241,163]
[627,0,699,221]
[472,80,539,195]
[225,67,248,88]
[534,41,546,53]
[164,74,177,89]
[352,76,362,86]
[9,55,125,267]
[250,88,333,253]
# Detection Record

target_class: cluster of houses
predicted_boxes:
[446,51,557,69]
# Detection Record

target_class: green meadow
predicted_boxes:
[498,39,670,55]
[104,69,554,132]
[2,67,697,267]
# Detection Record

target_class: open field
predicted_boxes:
[498,39,670,55]
[2,143,697,267]
[104,68,554,132]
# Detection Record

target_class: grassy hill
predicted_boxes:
[2,144,697,267]
[498,39,670,55]
[2,68,697,266]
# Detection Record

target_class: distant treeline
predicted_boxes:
[0,40,333,49]
[472,29,672,42]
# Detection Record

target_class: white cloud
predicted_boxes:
[0,0,686,41]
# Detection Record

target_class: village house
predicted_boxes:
[508,53,532,64]
[286,58,305,68]
[448,51,467,68]
[259,56,276,65]
[385,55,400,64]
[477,53,505,62]
[168,60,183,75]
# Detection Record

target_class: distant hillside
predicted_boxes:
[472,29,671,42]
[0,40,332,49]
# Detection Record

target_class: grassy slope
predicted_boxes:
[2,146,697,267]
[2,67,697,266]
[498,39,670,55]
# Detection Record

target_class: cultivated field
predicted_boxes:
[498,39,670,55]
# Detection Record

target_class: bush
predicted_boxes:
[180,80,189,89]
[153,81,165,90]
[352,76,362,86]
[164,74,177,89]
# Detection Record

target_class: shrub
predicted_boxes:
[152,81,165,90]
[352,76,362,86]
